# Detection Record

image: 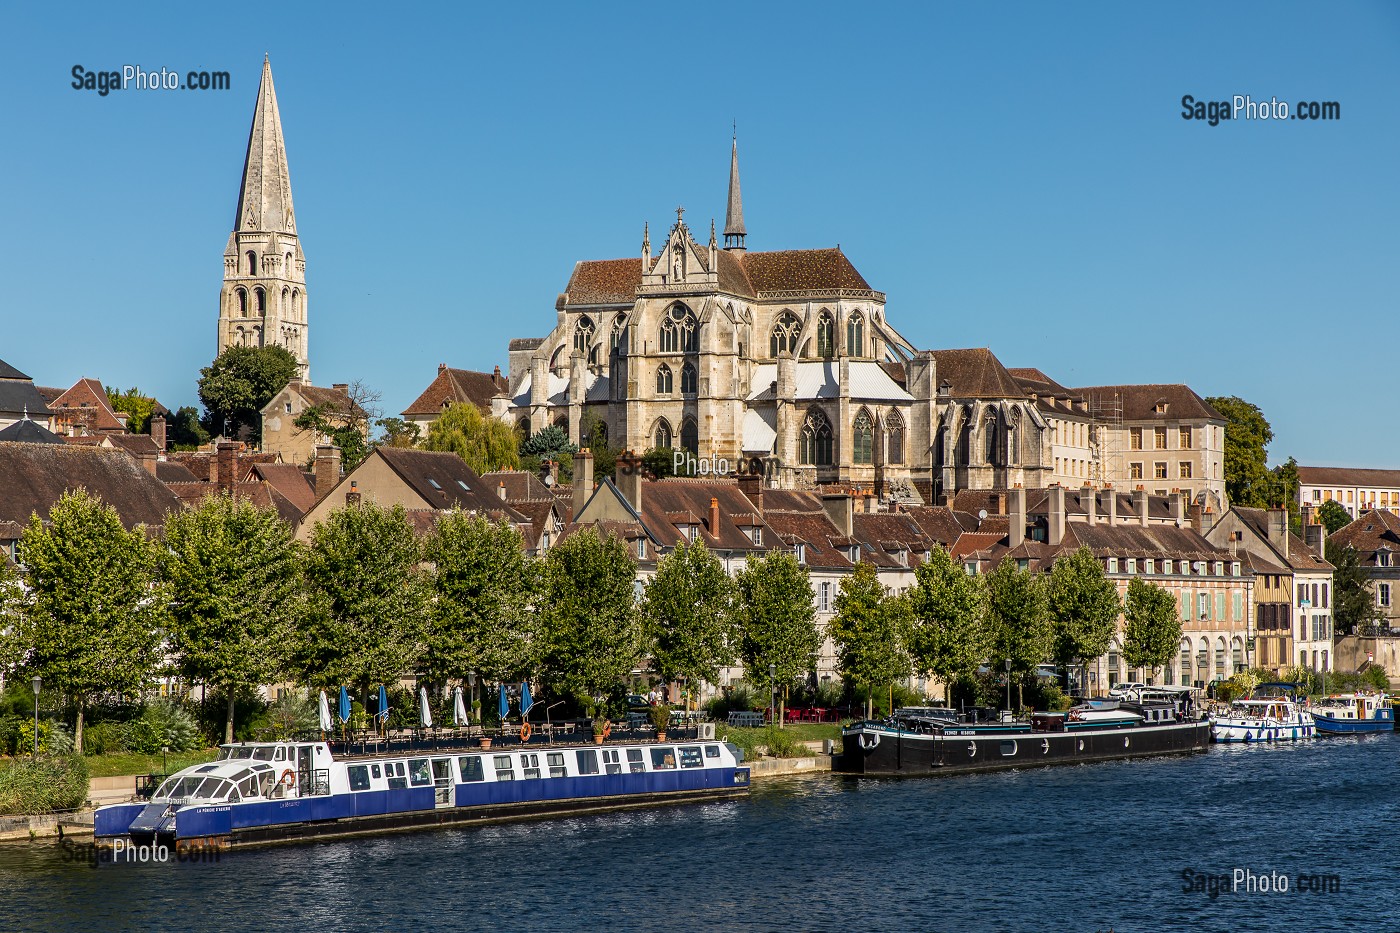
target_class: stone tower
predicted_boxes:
[218,56,309,378]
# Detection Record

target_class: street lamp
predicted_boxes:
[768,663,776,728]
[1004,659,1012,714]
[467,672,477,726]
[31,675,41,759]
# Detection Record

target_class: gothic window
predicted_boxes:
[680,361,697,395]
[517,417,531,437]
[236,288,248,317]
[680,418,698,454]
[656,363,673,395]
[984,413,999,464]
[611,313,629,351]
[235,327,245,346]
[291,289,301,317]
[255,287,266,314]
[886,410,905,465]
[245,251,256,275]
[659,304,697,353]
[282,286,290,312]
[285,252,293,274]
[573,315,595,356]
[853,409,874,464]
[800,409,833,466]
[654,419,673,449]
[847,312,865,357]
[771,311,801,357]
[816,311,835,357]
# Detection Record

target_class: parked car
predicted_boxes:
[625,694,650,711]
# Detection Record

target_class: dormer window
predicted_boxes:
[1107,557,1119,574]
[749,527,762,545]
[848,545,860,562]
[637,538,648,560]
[1213,561,1224,576]
[795,543,807,565]
[1126,558,1137,575]
[1231,561,1241,577]
[1379,550,1392,567]
[682,525,697,542]
[1144,558,1155,575]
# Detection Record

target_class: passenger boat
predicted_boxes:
[835,690,1210,777]
[95,735,749,852]
[1210,683,1315,742]
[1311,693,1394,735]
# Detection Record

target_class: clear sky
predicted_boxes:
[3,2,1396,466]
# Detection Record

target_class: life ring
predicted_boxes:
[602,723,611,740]
[857,732,880,750]
[1068,710,1082,722]
[279,769,295,788]
[519,723,533,742]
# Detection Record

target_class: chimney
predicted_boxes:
[1170,490,1186,527]
[1301,502,1315,528]
[1010,484,1026,548]
[864,488,878,514]
[616,452,644,515]
[332,383,349,394]
[1106,486,1117,525]
[1048,485,1065,546]
[497,482,507,501]
[345,480,361,508]
[216,441,237,494]
[438,363,447,374]
[136,447,158,477]
[1267,508,1289,559]
[737,472,764,512]
[574,448,594,518]
[1304,520,1327,557]
[709,496,721,534]
[822,493,855,537]
[539,458,558,488]
[995,492,1007,516]
[314,444,342,500]
[150,414,167,453]
[1196,505,1214,535]
[1083,484,1096,526]
[1134,485,1149,527]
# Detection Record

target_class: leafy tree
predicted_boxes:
[519,424,577,460]
[1262,456,1302,531]
[1316,500,1353,535]
[13,490,164,752]
[578,409,619,480]
[908,546,987,703]
[983,557,1052,709]
[168,405,210,450]
[375,417,421,449]
[293,380,380,471]
[105,386,157,434]
[197,345,300,442]
[829,562,912,717]
[421,511,539,686]
[423,402,520,474]
[295,502,430,691]
[537,528,641,709]
[0,557,25,675]
[1206,396,1274,507]
[734,552,820,701]
[640,540,737,690]
[1325,541,1381,635]
[1047,547,1122,683]
[1121,579,1181,683]
[162,495,304,743]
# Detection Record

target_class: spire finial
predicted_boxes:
[675,205,685,226]
[724,131,746,250]
[709,218,716,249]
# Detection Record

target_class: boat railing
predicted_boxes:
[322,720,718,759]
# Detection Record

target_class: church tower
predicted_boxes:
[218,56,309,377]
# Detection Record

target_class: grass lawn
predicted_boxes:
[85,749,220,778]
[720,722,841,743]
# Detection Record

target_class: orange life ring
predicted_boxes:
[279,769,295,788]
[602,722,612,739]
[519,723,533,742]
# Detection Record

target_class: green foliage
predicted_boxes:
[983,557,1052,681]
[168,406,210,450]
[1325,541,1380,636]
[194,689,273,744]
[122,701,201,754]
[0,756,89,815]
[909,548,988,702]
[640,540,737,687]
[1316,500,1353,535]
[1026,680,1073,712]
[163,495,303,743]
[422,511,539,684]
[295,502,431,688]
[1206,395,1276,508]
[829,562,912,696]
[578,410,619,479]
[648,702,672,732]
[537,528,641,707]
[734,552,820,688]
[104,386,157,434]
[375,417,421,449]
[424,402,520,473]
[1047,547,1122,668]
[519,424,577,459]
[17,720,73,757]
[294,406,369,470]
[1121,579,1181,678]
[642,447,688,478]
[197,345,300,442]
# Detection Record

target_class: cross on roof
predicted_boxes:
[675,205,685,225]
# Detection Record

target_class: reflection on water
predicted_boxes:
[4,735,1399,932]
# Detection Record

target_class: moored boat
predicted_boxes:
[1210,683,1315,742]
[1311,692,1394,735]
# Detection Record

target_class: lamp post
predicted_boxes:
[1004,659,1012,714]
[768,663,776,728]
[467,672,477,727]
[31,675,41,759]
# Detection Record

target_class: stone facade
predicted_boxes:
[260,380,366,468]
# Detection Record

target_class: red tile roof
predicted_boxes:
[48,378,127,433]
[402,367,509,417]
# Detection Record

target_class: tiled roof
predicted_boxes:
[101,434,161,456]
[903,506,978,545]
[248,462,317,515]
[1068,384,1223,422]
[1297,466,1400,488]
[402,367,509,417]
[1230,507,1332,572]
[1331,510,1400,556]
[293,384,366,417]
[374,448,528,522]
[156,461,200,483]
[0,419,63,444]
[0,442,181,529]
[169,449,279,482]
[741,248,871,293]
[480,470,556,502]
[634,479,770,553]
[563,258,644,305]
[48,379,127,432]
[928,348,1027,400]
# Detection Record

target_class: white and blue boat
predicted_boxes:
[95,736,749,852]
[1311,693,1394,735]
[1211,683,1315,743]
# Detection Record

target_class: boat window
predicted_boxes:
[547,752,567,778]
[231,747,254,759]
[493,755,515,781]
[576,750,600,775]
[602,749,623,775]
[679,747,703,769]
[457,756,485,782]
[253,747,275,761]
[195,764,219,773]
[520,753,541,779]
[227,786,241,803]
[408,759,433,787]
[626,749,645,774]
[239,776,259,797]
[216,748,231,761]
[999,741,1018,757]
[274,747,286,762]
[387,761,408,790]
[193,778,223,798]
[704,745,721,758]
[432,759,453,784]
[650,748,677,770]
[230,768,252,783]
[371,764,381,779]
[347,765,371,791]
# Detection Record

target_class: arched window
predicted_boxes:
[611,313,629,351]
[573,315,595,356]
[853,409,874,464]
[800,409,833,466]
[236,288,248,317]
[656,363,673,394]
[886,410,905,465]
[680,361,697,394]
[255,287,266,314]
[680,418,698,453]
[771,311,801,357]
[654,419,673,449]
[291,289,301,317]
[659,304,697,353]
[553,416,568,431]
[282,286,290,312]
[517,417,531,437]
[1181,639,1193,684]
[984,413,998,463]
[235,327,245,347]
[847,312,865,357]
[285,252,293,274]
[245,251,257,275]
[816,311,835,357]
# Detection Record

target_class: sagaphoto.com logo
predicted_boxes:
[72,64,230,97]
[1181,94,1340,126]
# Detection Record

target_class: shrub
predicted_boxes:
[648,703,672,732]
[0,755,89,814]
[264,692,319,740]
[1362,666,1391,692]
[124,701,201,755]
[715,725,761,761]
[813,680,846,710]
[762,727,808,758]
[81,721,126,756]
[194,690,272,744]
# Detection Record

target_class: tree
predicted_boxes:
[1326,541,1381,635]
[421,511,539,686]
[578,409,619,480]
[167,405,210,450]
[162,495,304,743]
[423,402,520,474]
[197,345,300,442]
[640,540,737,691]
[1121,579,1181,683]
[293,380,380,470]
[1262,456,1302,531]
[295,502,430,690]
[536,528,641,710]
[829,562,912,717]
[1206,396,1274,507]
[105,386,157,434]
[1047,547,1122,685]
[983,557,1052,709]
[14,490,164,751]
[734,552,820,702]
[0,557,26,675]
[908,546,987,704]
[1316,500,1353,535]
[375,417,421,449]
[519,424,577,460]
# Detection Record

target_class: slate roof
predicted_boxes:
[927,348,1027,399]
[1068,383,1223,422]
[1231,507,1332,573]
[0,362,54,418]
[0,419,63,444]
[0,359,30,380]
[1297,466,1400,489]
[0,442,181,529]
[402,366,509,417]
[374,448,528,521]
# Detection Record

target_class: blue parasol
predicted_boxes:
[498,683,509,720]
[520,682,534,719]
[378,684,390,723]
[338,686,350,724]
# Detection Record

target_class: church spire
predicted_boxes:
[723,131,746,251]
[235,56,296,234]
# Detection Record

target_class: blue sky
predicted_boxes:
[3,2,1397,466]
